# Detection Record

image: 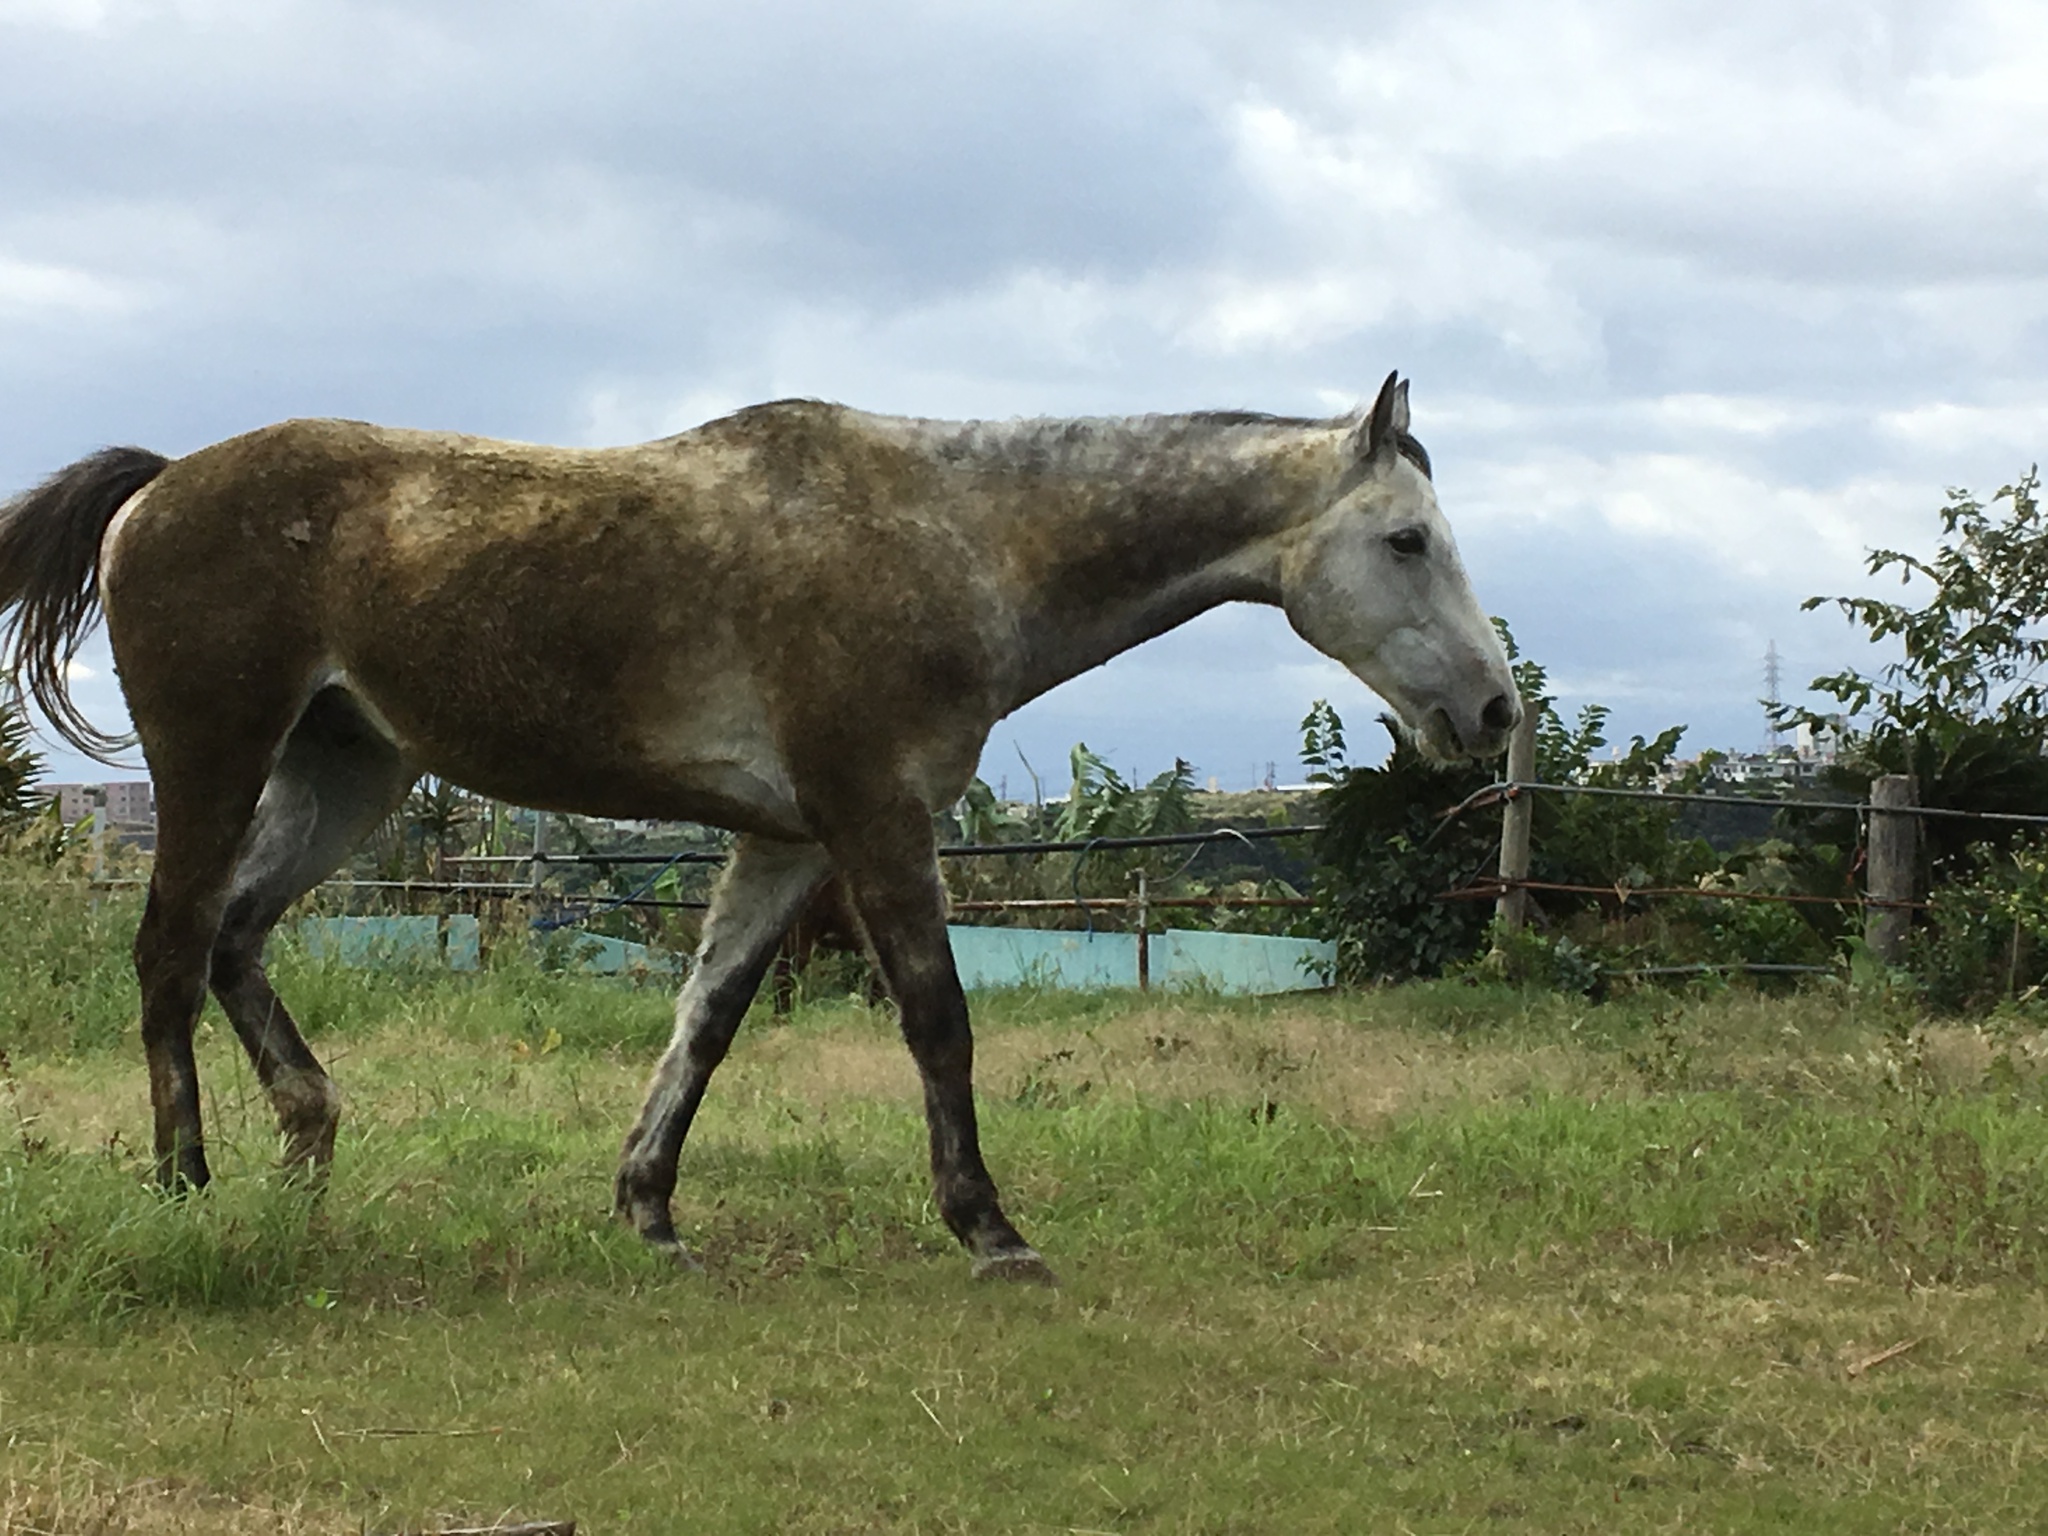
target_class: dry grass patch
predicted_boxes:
[0,1464,322,1536]
[731,995,1613,1130]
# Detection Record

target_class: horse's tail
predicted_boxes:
[0,447,169,762]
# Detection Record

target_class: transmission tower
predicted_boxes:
[1763,640,1783,751]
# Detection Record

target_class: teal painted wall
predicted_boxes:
[296,919,1332,996]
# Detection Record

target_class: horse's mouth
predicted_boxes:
[1415,708,1468,764]
[1417,706,1511,764]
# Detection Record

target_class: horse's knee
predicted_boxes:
[133,932,209,1042]
[206,890,268,988]
[207,938,254,995]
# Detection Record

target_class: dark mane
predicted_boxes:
[1184,409,1432,480]
[1186,409,1323,429]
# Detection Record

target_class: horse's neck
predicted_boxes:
[945,417,1336,709]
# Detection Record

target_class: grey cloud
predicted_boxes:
[7,0,2047,791]
[1472,147,2048,290]
[0,3,1233,292]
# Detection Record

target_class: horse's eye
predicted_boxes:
[1387,528,1428,557]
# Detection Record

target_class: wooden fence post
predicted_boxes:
[1135,870,1150,992]
[1494,705,1538,937]
[1865,773,1919,963]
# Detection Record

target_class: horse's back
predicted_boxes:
[96,409,993,828]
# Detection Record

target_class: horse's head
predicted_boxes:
[1279,372,1520,762]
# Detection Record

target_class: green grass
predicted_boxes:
[4,871,2048,1531]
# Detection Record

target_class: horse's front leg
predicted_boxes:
[830,803,1055,1284]
[614,835,830,1263]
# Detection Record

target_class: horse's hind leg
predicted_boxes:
[615,834,831,1262]
[208,689,412,1173]
[134,748,286,1191]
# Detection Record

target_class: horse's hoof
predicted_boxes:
[277,1155,333,1193]
[613,1190,703,1271]
[619,1212,705,1273]
[272,1070,342,1170]
[156,1148,211,1195]
[971,1249,1060,1286]
[647,1235,705,1273]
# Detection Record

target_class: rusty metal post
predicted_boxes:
[1865,774,1919,963]
[1494,705,1538,936]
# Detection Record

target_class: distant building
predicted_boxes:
[1715,752,1814,786]
[103,780,154,824]
[45,783,97,824]
[1661,749,1831,792]
[1793,716,1844,762]
[41,780,157,844]
[1653,715,1846,795]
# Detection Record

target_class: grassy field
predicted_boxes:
[3,880,2048,1532]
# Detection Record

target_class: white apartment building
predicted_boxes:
[43,781,156,828]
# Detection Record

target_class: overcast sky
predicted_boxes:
[6,0,2047,793]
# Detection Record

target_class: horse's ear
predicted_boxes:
[1351,371,1409,462]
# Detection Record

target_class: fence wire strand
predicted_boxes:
[1444,777,2048,828]
[1430,775,1979,911]
[139,776,2023,940]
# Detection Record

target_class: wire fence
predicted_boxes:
[1441,777,2048,829]
[1437,772,2048,984]
[78,778,1990,917]
[454,776,1939,983]
[74,768,2041,984]
[273,822,1334,932]
[252,776,1873,983]
[1431,775,1909,910]
[1424,771,1987,979]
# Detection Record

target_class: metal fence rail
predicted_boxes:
[226,821,1334,952]
[80,766,2041,983]
[445,821,1327,871]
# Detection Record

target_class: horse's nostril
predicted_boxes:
[1481,693,1516,733]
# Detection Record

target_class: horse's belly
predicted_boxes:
[631,693,806,834]
[333,653,807,837]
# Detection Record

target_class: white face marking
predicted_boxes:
[1280,458,1516,760]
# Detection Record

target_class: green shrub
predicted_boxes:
[0,693,43,835]
[1907,837,2048,1013]
[1788,468,2048,1005]
[0,851,141,1056]
[1305,636,1721,985]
